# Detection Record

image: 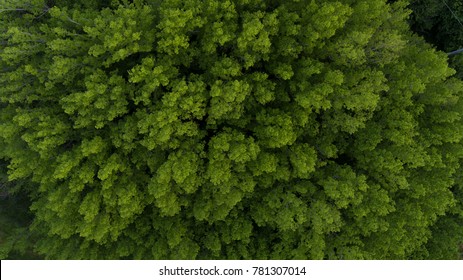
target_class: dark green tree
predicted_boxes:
[405,0,463,259]
[407,0,463,78]
[1,0,463,259]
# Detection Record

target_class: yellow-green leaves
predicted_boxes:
[156,6,198,55]
[136,78,206,150]
[254,109,296,148]
[206,129,259,184]
[61,70,131,129]
[209,79,251,121]
[83,4,155,65]
[237,11,273,53]
[2,0,463,260]
[252,186,309,231]
[289,144,317,179]
[319,165,367,209]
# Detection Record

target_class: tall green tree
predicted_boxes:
[1,0,462,259]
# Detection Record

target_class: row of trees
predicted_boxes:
[1,0,462,259]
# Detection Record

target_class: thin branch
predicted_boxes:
[447,48,463,56]
[442,0,463,30]
[66,17,81,25]
[441,0,463,56]
[32,7,51,21]
[0,8,28,13]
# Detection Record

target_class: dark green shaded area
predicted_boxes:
[0,164,39,259]
[408,0,463,78]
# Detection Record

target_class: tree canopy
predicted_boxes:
[1,0,462,259]
[407,0,463,78]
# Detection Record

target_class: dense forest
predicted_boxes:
[1,0,462,259]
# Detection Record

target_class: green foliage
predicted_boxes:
[407,0,463,78]
[0,163,39,259]
[1,0,462,259]
[408,0,463,51]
